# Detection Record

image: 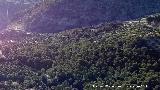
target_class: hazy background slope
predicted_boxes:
[7,0,160,33]
[0,0,41,30]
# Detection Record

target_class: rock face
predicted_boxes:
[7,0,160,33]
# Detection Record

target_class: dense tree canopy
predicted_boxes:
[0,16,159,89]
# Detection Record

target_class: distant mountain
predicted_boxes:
[7,0,160,33]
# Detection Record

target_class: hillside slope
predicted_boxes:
[0,0,37,30]
[7,0,160,33]
[0,15,159,89]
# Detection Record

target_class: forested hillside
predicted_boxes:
[0,15,159,89]
[8,0,160,33]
